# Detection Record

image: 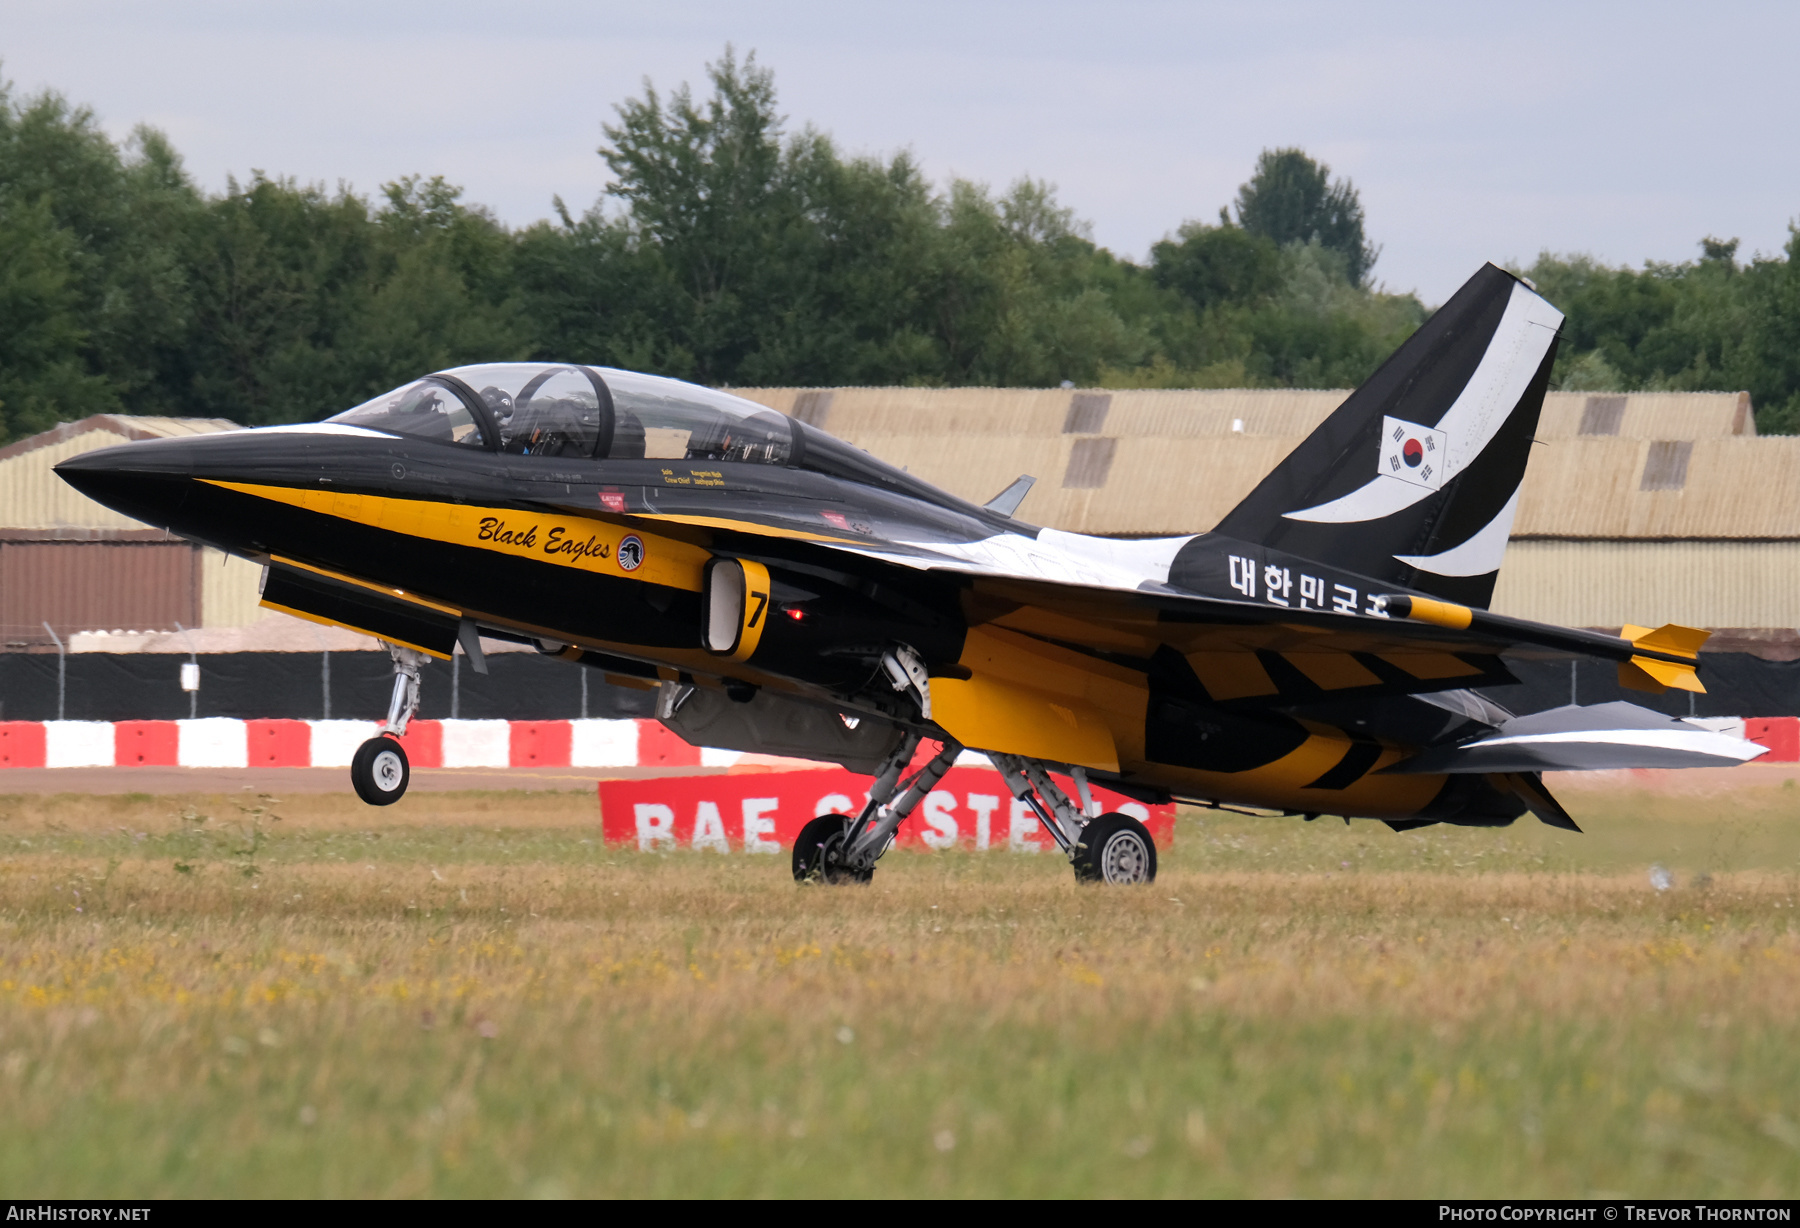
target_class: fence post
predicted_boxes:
[174,621,199,719]
[41,622,64,721]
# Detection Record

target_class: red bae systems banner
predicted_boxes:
[599,765,1176,852]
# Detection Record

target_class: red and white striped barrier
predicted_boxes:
[0,715,1786,768]
[1741,717,1797,761]
[0,718,719,770]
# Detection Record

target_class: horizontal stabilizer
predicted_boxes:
[1385,701,1766,774]
[984,475,1036,517]
[1618,623,1709,694]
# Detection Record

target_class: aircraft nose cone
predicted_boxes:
[54,440,197,529]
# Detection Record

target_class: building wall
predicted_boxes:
[1490,540,1800,631]
[200,549,269,629]
[0,419,264,636]
[0,431,161,531]
[0,540,201,646]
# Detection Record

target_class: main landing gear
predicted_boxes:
[350,642,426,806]
[791,734,1158,886]
[793,732,959,885]
[988,753,1158,885]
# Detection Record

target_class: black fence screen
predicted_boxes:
[2,651,1796,725]
[0,652,656,722]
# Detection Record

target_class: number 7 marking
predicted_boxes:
[747,590,768,629]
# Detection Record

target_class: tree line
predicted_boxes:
[1,48,1796,444]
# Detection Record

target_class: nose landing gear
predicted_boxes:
[350,642,428,806]
[351,735,410,805]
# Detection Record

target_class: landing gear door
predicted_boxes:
[702,557,771,662]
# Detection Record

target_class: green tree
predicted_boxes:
[597,46,793,381]
[1240,239,1424,386]
[1518,236,1800,433]
[1150,218,1283,313]
[0,80,205,434]
[1736,228,1800,431]
[1234,148,1377,287]
[182,174,380,424]
[182,172,528,425]
[0,194,114,440]
[572,46,1143,388]
[927,178,1142,386]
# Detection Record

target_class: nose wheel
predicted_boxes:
[350,641,427,805]
[351,735,410,805]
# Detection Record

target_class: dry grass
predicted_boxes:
[1,779,1798,1197]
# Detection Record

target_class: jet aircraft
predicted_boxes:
[56,264,1764,885]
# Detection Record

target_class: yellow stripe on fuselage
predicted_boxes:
[203,480,711,591]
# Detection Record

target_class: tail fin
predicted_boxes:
[1214,263,1563,608]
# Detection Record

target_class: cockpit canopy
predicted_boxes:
[325,361,954,509]
[328,363,794,465]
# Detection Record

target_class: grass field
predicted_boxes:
[1,778,1798,1198]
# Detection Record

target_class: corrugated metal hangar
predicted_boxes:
[734,387,1787,647]
[0,415,266,647]
[0,388,1787,649]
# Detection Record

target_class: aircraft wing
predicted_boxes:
[1384,702,1767,773]
[770,525,1710,705]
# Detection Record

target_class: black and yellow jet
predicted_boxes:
[56,264,1762,884]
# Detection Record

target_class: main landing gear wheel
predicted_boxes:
[1072,813,1158,885]
[351,735,410,806]
[792,814,872,885]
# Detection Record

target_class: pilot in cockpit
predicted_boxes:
[502,391,599,458]
[478,386,514,435]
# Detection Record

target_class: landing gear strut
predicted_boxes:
[793,732,962,884]
[350,642,427,806]
[990,754,1158,884]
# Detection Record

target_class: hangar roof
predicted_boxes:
[0,415,241,533]
[731,387,1773,540]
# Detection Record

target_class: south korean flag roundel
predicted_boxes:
[1380,416,1447,491]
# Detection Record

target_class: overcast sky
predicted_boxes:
[5,1,1796,304]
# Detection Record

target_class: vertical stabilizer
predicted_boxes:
[1214,264,1562,608]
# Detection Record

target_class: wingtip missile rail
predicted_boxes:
[1377,595,1708,695]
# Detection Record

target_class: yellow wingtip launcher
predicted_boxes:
[1384,597,1712,696]
[1618,623,1710,694]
